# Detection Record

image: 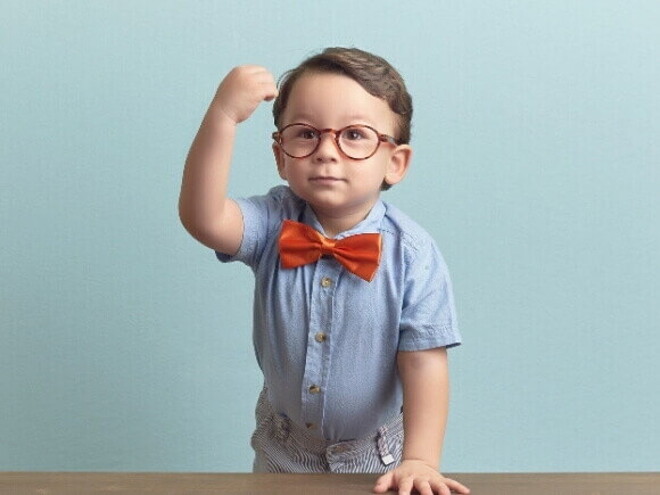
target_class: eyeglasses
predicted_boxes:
[272,123,399,160]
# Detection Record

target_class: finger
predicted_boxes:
[251,68,275,82]
[398,475,414,495]
[261,83,279,101]
[373,472,394,493]
[236,64,271,75]
[414,479,434,495]
[429,479,451,495]
[253,73,278,101]
[234,65,275,89]
[443,478,470,494]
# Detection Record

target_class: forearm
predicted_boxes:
[179,66,277,252]
[179,104,237,242]
[398,347,449,468]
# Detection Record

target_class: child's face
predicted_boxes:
[273,72,411,230]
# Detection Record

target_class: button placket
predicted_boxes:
[300,258,340,435]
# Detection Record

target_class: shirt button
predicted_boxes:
[320,277,333,288]
[314,332,327,343]
[308,385,321,394]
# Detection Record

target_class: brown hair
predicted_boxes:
[272,47,413,145]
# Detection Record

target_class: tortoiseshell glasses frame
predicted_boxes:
[272,123,400,160]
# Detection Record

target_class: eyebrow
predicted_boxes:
[285,113,378,127]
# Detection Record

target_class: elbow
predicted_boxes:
[178,201,195,234]
[178,201,206,243]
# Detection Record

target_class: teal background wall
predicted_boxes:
[2,0,658,472]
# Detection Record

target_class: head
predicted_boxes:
[272,47,413,191]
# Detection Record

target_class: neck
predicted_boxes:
[311,208,370,238]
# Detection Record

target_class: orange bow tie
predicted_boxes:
[278,220,382,282]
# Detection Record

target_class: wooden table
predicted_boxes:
[1,472,658,494]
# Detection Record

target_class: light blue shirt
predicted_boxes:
[217,186,461,442]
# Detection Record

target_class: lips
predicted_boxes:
[309,176,345,183]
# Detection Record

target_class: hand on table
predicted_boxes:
[373,460,470,495]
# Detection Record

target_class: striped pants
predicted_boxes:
[251,387,404,473]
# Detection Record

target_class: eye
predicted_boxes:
[343,127,366,141]
[342,126,373,142]
[297,127,318,140]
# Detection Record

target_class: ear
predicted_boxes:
[384,144,412,187]
[273,143,287,180]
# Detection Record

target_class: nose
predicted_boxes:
[313,130,340,162]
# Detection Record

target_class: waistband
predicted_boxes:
[257,386,403,465]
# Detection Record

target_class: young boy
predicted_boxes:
[179,47,469,495]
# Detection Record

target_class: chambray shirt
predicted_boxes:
[217,186,461,442]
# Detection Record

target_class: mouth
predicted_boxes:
[309,176,345,184]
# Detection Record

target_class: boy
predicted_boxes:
[179,47,469,495]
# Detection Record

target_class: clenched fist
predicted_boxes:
[212,65,278,124]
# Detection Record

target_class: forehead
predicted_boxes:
[282,72,395,130]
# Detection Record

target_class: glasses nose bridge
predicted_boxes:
[318,127,340,142]
[315,127,342,153]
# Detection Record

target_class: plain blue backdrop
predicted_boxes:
[1,1,658,472]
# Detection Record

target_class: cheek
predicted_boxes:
[355,160,389,181]
[278,160,306,182]
[276,155,292,180]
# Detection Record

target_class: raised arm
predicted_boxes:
[179,65,278,255]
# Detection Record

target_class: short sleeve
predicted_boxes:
[397,239,461,351]
[215,186,295,269]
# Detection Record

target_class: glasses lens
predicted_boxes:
[279,124,319,158]
[338,125,379,159]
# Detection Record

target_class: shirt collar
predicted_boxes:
[302,199,386,239]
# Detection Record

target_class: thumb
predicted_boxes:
[373,472,394,493]
[263,88,279,102]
